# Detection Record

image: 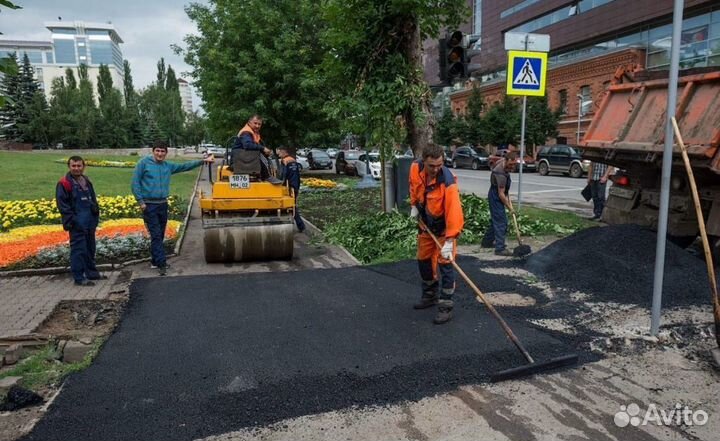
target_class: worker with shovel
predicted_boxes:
[409,144,464,324]
[482,151,518,256]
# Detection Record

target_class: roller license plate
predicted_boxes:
[230,174,250,189]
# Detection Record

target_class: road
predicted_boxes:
[452,167,593,215]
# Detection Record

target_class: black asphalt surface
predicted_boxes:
[23,265,575,441]
[526,225,715,308]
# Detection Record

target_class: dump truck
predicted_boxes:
[580,68,720,262]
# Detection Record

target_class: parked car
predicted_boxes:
[201,144,226,156]
[451,146,489,170]
[307,149,333,170]
[442,146,453,167]
[335,150,364,175]
[326,147,339,158]
[536,144,590,178]
[488,149,537,172]
[355,152,381,179]
[296,155,309,171]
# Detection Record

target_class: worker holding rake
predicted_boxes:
[409,144,464,324]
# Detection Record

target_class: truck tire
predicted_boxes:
[570,162,583,178]
[538,161,549,176]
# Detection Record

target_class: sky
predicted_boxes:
[0,0,207,108]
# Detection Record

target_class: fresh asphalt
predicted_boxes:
[23,261,577,441]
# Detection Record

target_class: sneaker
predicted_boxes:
[494,248,513,257]
[589,215,601,221]
[74,279,96,287]
[87,274,108,280]
[150,263,170,270]
[158,266,167,276]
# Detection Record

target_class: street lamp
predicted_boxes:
[576,94,592,145]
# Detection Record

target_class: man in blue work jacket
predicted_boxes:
[56,156,103,286]
[132,140,214,275]
[277,146,306,232]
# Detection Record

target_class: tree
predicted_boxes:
[48,76,74,145]
[96,64,126,148]
[524,96,561,153]
[20,92,51,145]
[75,64,98,147]
[321,0,468,158]
[183,0,339,147]
[463,85,485,146]
[122,60,143,147]
[0,0,22,107]
[160,66,184,146]
[0,53,21,140]
[183,111,207,146]
[482,96,521,148]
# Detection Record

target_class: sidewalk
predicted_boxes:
[0,272,124,340]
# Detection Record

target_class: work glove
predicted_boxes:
[410,205,419,219]
[441,239,454,260]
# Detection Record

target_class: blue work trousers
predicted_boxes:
[293,192,306,231]
[484,187,509,252]
[69,229,99,283]
[143,202,169,268]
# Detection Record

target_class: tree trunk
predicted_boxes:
[400,15,435,157]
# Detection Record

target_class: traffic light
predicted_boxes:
[446,30,466,82]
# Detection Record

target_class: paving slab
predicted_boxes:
[21,265,576,441]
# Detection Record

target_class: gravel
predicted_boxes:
[525,225,716,307]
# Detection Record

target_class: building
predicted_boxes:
[0,21,125,99]
[433,1,720,147]
[177,78,193,114]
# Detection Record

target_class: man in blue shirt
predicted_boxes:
[132,140,214,275]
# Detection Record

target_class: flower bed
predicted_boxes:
[54,158,137,168]
[0,218,181,269]
[0,195,182,231]
[300,178,337,189]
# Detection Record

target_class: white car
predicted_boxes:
[354,152,381,179]
[326,148,338,158]
[296,155,309,171]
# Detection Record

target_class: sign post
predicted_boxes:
[505,48,548,210]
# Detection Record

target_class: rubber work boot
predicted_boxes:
[413,280,439,309]
[433,299,453,324]
[494,248,513,257]
[480,238,494,248]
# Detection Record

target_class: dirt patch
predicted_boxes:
[35,299,126,340]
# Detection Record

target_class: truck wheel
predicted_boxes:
[538,162,549,176]
[570,163,583,178]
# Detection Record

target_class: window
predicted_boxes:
[54,39,76,64]
[508,0,616,34]
[473,0,482,35]
[21,51,43,63]
[558,89,568,114]
[580,85,591,102]
[45,50,54,63]
[90,40,113,65]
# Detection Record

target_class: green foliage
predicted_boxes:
[96,64,127,148]
[138,58,186,147]
[482,96,521,147]
[310,191,589,264]
[183,111,207,146]
[183,0,337,147]
[0,52,21,138]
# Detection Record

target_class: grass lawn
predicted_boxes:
[0,151,200,200]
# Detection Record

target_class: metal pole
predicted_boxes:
[518,95,526,210]
[651,0,684,335]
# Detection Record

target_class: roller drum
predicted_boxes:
[204,223,294,262]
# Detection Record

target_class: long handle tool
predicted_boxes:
[418,219,577,382]
[671,117,720,350]
[510,211,532,257]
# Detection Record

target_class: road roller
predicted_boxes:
[199,148,295,262]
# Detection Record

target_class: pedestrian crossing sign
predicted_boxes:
[506,50,547,96]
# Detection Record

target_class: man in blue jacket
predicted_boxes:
[132,140,214,275]
[278,146,305,232]
[56,156,103,286]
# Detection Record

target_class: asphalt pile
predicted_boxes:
[22,267,573,441]
[526,225,715,307]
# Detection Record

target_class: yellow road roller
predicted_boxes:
[199,149,295,262]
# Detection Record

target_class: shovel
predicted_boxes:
[510,210,532,257]
[417,219,577,382]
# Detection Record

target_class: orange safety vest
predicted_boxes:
[409,159,464,238]
[238,124,261,144]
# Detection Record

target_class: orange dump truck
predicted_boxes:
[581,69,720,260]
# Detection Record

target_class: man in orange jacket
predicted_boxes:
[409,144,464,324]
